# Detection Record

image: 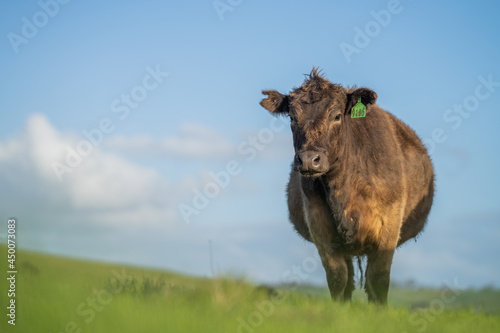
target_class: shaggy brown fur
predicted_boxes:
[260,68,434,303]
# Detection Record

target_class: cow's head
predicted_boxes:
[260,68,377,177]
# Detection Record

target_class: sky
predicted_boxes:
[0,0,499,288]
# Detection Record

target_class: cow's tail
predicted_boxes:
[356,255,365,288]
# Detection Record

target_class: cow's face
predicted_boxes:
[287,94,344,176]
[260,69,376,177]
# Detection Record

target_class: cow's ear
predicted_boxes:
[260,90,289,115]
[346,88,377,114]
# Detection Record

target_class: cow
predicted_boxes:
[260,68,434,304]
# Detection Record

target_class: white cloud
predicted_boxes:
[0,114,176,227]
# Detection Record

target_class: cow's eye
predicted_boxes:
[334,114,342,122]
[290,115,297,123]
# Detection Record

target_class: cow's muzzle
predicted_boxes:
[295,150,328,176]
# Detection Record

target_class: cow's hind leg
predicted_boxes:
[365,249,395,304]
[344,256,355,301]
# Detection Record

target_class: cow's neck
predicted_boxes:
[322,135,358,204]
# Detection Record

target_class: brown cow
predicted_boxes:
[260,68,434,304]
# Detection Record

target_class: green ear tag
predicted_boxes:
[351,97,366,118]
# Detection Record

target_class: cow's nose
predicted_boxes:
[297,151,327,175]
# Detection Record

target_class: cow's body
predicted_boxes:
[260,69,434,303]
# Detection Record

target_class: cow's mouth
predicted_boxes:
[299,170,325,177]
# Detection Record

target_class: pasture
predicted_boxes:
[1,246,499,333]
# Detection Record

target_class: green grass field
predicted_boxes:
[1,247,499,333]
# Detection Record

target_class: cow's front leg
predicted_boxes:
[365,210,402,304]
[319,250,349,301]
[365,248,395,304]
[301,181,350,301]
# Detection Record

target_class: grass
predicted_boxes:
[1,246,499,333]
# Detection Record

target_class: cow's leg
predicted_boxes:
[364,207,403,304]
[344,256,355,301]
[365,248,395,304]
[318,250,349,301]
[301,179,350,301]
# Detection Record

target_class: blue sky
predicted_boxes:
[1,0,499,288]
